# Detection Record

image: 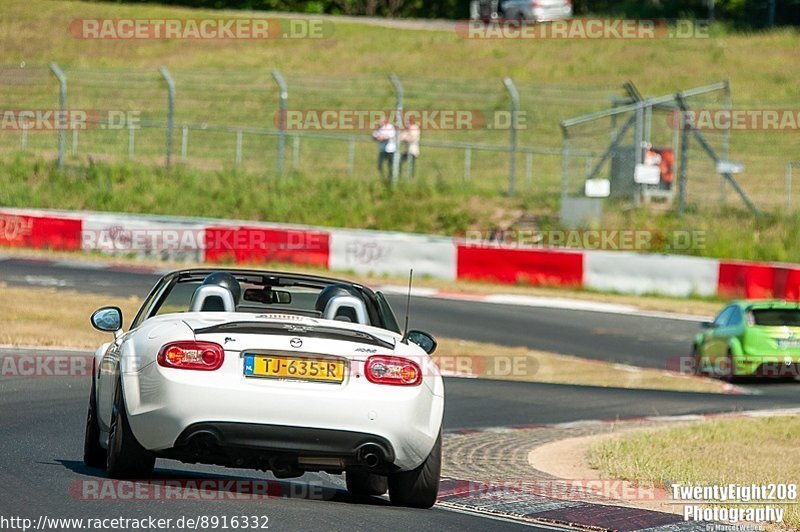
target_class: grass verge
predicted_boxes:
[588,416,800,529]
[0,155,501,236]
[0,284,729,393]
[434,338,728,393]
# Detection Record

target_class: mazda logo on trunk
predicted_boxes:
[290,338,303,348]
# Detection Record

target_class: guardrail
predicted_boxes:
[2,207,799,300]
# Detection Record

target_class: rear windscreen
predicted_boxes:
[750,309,800,326]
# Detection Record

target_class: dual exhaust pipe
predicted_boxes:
[358,444,384,469]
[184,431,386,471]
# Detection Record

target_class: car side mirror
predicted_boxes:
[406,330,437,354]
[91,307,123,338]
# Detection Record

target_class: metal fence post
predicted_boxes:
[633,104,645,205]
[389,73,403,186]
[634,106,644,164]
[677,99,690,217]
[721,80,731,203]
[503,77,519,195]
[158,66,175,168]
[181,126,188,160]
[272,69,288,177]
[560,126,571,202]
[49,63,67,169]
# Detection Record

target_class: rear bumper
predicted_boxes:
[734,353,800,377]
[171,422,396,467]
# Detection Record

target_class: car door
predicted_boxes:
[714,306,744,371]
[96,277,171,430]
[96,340,122,431]
[702,306,735,365]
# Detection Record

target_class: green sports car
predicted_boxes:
[693,300,800,380]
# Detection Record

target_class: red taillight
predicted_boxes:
[157,341,224,371]
[365,355,422,386]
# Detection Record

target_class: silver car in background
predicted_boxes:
[470,0,573,22]
[502,0,572,21]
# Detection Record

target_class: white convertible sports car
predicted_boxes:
[83,269,444,508]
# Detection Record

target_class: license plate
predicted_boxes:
[776,340,800,348]
[243,354,345,383]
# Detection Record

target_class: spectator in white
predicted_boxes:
[400,115,421,178]
[643,142,662,166]
[372,118,396,179]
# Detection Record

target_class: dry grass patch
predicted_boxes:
[588,416,800,529]
[0,284,140,348]
[435,338,729,393]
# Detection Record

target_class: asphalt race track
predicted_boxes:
[0,367,556,532]
[1,256,799,530]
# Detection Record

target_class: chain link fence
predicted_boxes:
[0,64,620,197]
[2,65,796,213]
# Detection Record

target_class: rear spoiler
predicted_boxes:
[193,321,395,349]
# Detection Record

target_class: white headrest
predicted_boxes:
[189,285,236,312]
[323,295,368,325]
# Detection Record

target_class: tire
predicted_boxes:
[691,345,704,376]
[346,469,388,498]
[722,351,741,383]
[106,380,155,479]
[83,372,106,468]
[388,431,441,508]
